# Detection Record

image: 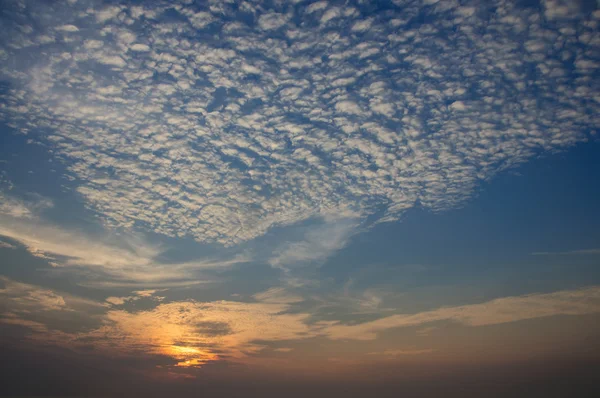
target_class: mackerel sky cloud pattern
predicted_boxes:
[1,0,599,246]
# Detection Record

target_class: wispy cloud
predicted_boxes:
[368,348,436,356]
[253,287,304,304]
[323,286,600,340]
[0,192,52,220]
[0,276,106,314]
[0,240,17,250]
[0,194,249,285]
[531,249,600,256]
[1,276,68,312]
[269,218,359,269]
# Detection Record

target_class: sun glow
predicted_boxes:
[165,345,219,368]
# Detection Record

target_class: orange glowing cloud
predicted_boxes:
[87,299,316,366]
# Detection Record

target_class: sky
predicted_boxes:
[0,0,600,396]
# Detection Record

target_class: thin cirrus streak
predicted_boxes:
[0,0,598,246]
[0,195,251,284]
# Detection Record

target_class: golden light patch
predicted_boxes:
[164,345,219,368]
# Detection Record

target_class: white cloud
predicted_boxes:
[369,348,435,356]
[0,0,598,250]
[306,2,328,14]
[105,296,129,306]
[320,7,341,23]
[84,39,103,49]
[0,193,52,219]
[448,101,466,111]
[1,277,318,366]
[258,12,289,30]
[130,43,150,52]
[0,240,17,249]
[91,299,317,364]
[543,0,581,20]
[352,19,373,32]
[0,276,104,313]
[335,100,364,115]
[532,248,600,256]
[0,211,248,284]
[95,6,122,23]
[253,287,304,304]
[95,54,127,67]
[0,195,33,219]
[269,218,358,269]
[0,217,158,274]
[183,10,213,29]
[0,276,66,311]
[56,24,79,32]
[3,277,600,371]
[324,286,600,340]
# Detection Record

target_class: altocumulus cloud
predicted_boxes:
[0,0,599,247]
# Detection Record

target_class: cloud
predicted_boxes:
[369,348,435,356]
[0,0,598,250]
[269,218,358,269]
[93,299,316,363]
[273,347,294,352]
[448,101,466,111]
[0,192,52,220]
[95,54,127,68]
[542,0,582,20]
[130,43,150,52]
[352,18,373,32]
[105,289,164,306]
[531,249,600,256]
[0,276,105,314]
[134,289,159,297]
[1,277,317,368]
[0,196,33,219]
[320,7,341,24]
[94,5,123,23]
[306,2,328,14]
[258,12,290,30]
[0,216,160,277]
[1,276,67,312]
[323,286,600,340]
[4,277,600,374]
[0,240,17,249]
[105,296,129,306]
[0,207,248,284]
[253,287,304,304]
[55,24,79,32]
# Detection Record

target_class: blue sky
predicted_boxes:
[1,0,600,396]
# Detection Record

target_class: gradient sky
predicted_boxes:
[1,0,600,397]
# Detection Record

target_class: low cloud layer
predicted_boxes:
[324,286,600,340]
[3,276,599,372]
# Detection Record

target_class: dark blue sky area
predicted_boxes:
[322,141,600,292]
